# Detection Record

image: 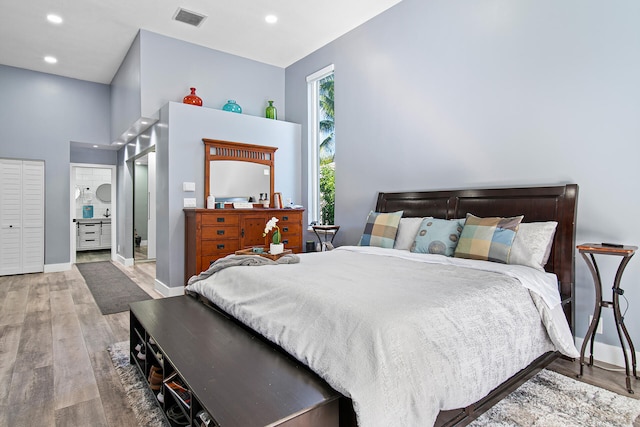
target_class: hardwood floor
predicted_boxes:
[0,262,638,426]
[0,261,160,427]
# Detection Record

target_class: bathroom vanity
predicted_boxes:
[76,218,111,251]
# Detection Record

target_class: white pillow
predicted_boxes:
[394,217,428,250]
[509,221,558,271]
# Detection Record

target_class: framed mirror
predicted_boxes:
[204,139,277,206]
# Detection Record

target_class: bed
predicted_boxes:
[185,184,579,426]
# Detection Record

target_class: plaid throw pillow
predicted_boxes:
[358,211,403,249]
[454,213,523,263]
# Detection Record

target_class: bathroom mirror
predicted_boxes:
[96,183,111,202]
[204,139,276,205]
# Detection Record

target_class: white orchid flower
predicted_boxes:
[264,217,279,234]
[262,217,282,244]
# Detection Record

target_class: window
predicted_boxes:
[307,65,335,225]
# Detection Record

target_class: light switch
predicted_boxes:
[183,182,196,192]
[183,198,197,208]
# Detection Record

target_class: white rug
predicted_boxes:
[470,369,640,427]
[108,341,168,427]
[109,341,640,427]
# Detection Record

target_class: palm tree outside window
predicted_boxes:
[307,65,335,226]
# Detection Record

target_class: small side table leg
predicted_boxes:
[578,252,603,378]
[612,255,636,393]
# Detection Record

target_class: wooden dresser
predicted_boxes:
[184,208,304,282]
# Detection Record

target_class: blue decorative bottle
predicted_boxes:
[222,100,242,113]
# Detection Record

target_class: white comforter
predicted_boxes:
[186,246,578,427]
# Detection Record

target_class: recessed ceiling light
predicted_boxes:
[47,14,63,24]
[44,56,57,64]
[93,145,98,148]
[115,142,124,145]
[265,15,278,24]
[141,120,148,125]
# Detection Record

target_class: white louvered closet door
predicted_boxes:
[0,159,44,275]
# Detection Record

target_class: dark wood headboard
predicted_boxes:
[375,184,579,331]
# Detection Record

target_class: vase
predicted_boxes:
[265,100,277,120]
[222,100,242,113]
[183,87,202,106]
[270,243,284,255]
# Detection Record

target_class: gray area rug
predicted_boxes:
[469,369,640,426]
[77,261,151,314]
[109,340,640,427]
[108,341,168,427]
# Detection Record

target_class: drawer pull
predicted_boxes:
[283,227,289,232]
[84,224,96,227]
[216,217,225,223]
[85,231,96,235]
[283,216,289,221]
[217,230,225,235]
[86,239,96,242]
[283,239,289,245]
[217,244,225,249]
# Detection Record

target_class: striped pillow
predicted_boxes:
[454,214,523,263]
[358,211,403,249]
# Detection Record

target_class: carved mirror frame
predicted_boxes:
[203,139,277,206]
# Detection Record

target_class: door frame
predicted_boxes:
[69,163,117,264]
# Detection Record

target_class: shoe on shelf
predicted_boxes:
[148,367,163,391]
[157,390,164,404]
[148,337,156,346]
[134,343,142,352]
[167,404,189,426]
[136,347,146,361]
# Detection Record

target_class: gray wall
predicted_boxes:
[285,0,640,349]
[0,64,111,266]
[110,32,142,142]
[70,146,117,165]
[153,102,301,290]
[110,30,287,140]
[139,30,286,120]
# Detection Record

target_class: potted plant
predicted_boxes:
[263,217,283,254]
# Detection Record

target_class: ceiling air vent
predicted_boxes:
[173,8,207,27]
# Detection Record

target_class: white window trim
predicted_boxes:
[306,64,334,225]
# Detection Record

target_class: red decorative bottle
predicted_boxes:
[183,87,202,106]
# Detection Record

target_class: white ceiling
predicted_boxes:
[1,0,402,85]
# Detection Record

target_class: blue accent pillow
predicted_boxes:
[411,218,464,256]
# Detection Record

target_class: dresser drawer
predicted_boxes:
[202,225,238,240]
[202,214,239,226]
[274,212,301,225]
[79,223,100,232]
[201,239,239,255]
[78,237,100,248]
[79,230,99,238]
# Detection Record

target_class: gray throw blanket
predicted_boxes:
[187,253,300,286]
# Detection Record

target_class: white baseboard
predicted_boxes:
[115,254,134,267]
[44,263,71,273]
[575,336,640,369]
[154,279,185,297]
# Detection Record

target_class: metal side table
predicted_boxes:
[577,243,638,393]
[312,225,340,251]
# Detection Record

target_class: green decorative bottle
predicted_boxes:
[265,100,277,120]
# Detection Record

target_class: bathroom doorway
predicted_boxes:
[133,151,156,263]
[70,164,116,264]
